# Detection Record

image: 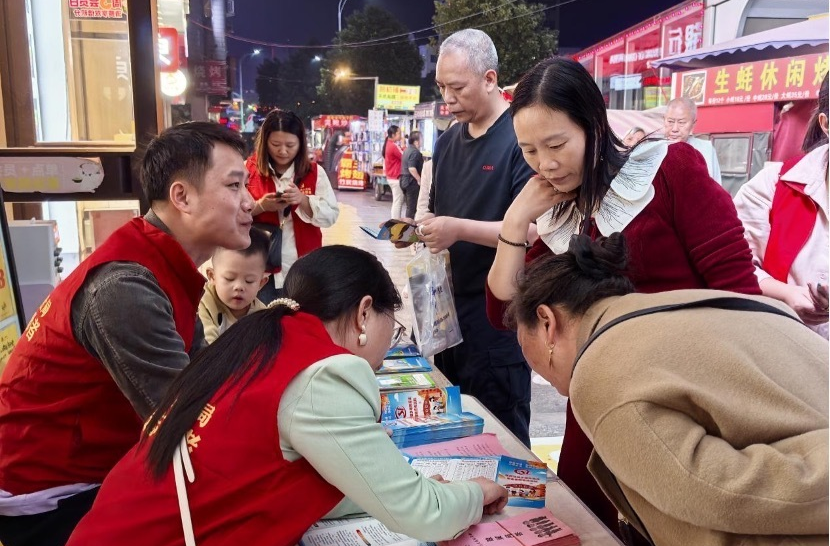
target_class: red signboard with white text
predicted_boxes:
[157,28,180,73]
[674,52,829,107]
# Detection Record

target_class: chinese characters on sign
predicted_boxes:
[0,157,105,194]
[315,115,355,129]
[375,85,421,112]
[337,157,367,190]
[68,0,125,20]
[678,53,828,106]
[191,61,228,95]
[157,27,179,73]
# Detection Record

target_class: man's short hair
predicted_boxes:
[140,122,246,203]
[213,226,270,265]
[439,29,498,76]
[665,97,697,121]
[408,131,422,145]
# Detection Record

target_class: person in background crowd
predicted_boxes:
[734,73,829,339]
[383,125,405,219]
[622,126,645,147]
[199,227,270,344]
[415,119,457,222]
[487,56,760,537]
[246,109,339,305]
[416,28,537,446]
[0,122,254,546]
[509,234,828,546]
[663,97,722,183]
[67,246,508,546]
[399,131,424,219]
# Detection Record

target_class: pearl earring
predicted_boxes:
[358,324,368,346]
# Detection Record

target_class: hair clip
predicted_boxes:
[269,298,300,312]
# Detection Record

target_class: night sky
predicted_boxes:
[227,0,682,66]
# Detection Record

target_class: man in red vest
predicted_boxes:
[0,122,255,546]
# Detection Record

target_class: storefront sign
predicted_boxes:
[68,0,125,20]
[158,27,179,73]
[376,85,420,112]
[414,102,435,120]
[338,157,366,189]
[0,322,20,367]
[676,52,828,106]
[0,157,104,194]
[0,242,15,324]
[191,61,228,95]
[315,115,357,129]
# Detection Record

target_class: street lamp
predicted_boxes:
[334,68,379,109]
[237,48,261,125]
[338,0,349,32]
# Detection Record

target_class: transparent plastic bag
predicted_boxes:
[406,247,463,358]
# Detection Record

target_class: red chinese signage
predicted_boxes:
[158,27,179,73]
[676,52,829,106]
[68,0,125,19]
[315,115,357,129]
[190,61,228,95]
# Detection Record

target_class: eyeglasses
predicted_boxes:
[390,316,407,349]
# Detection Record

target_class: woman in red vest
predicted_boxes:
[384,124,404,219]
[67,246,508,546]
[734,74,829,339]
[246,109,339,304]
[486,57,760,540]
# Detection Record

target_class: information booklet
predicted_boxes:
[376,356,433,375]
[407,455,547,508]
[384,412,484,448]
[301,517,432,546]
[376,373,436,392]
[381,386,462,422]
[441,508,580,546]
[385,344,422,359]
[360,220,420,245]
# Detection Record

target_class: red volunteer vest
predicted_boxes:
[0,218,204,494]
[764,155,819,283]
[67,313,346,546]
[246,156,323,272]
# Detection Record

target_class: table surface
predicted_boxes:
[459,394,622,545]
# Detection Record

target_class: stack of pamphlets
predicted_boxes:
[385,344,421,358]
[376,372,437,392]
[376,355,433,374]
[406,455,547,508]
[379,384,483,448]
[442,508,580,546]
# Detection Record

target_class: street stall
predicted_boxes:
[413,100,454,156]
[652,16,829,195]
[310,114,364,189]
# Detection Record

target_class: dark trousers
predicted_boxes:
[433,294,531,446]
[0,487,99,546]
[401,180,420,219]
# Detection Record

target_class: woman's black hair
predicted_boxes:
[254,109,311,182]
[802,72,829,153]
[510,57,629,233]
[507,233,634,328]
[144,245,402,477]
[383,124,400,157]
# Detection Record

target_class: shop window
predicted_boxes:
[712,133,752,196]
[26,0,135,144]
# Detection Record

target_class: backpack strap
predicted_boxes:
[573,297,799,375]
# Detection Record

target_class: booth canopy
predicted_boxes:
[652,16,829,69]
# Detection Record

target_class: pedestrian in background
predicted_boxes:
[246,109,339,304]
[417,28,537,446]
[383,125,404,219]
[664,97,722,184]
[399,131,424,219]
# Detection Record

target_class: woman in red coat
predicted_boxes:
[487,57,760,539]
[246,109,339,304]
